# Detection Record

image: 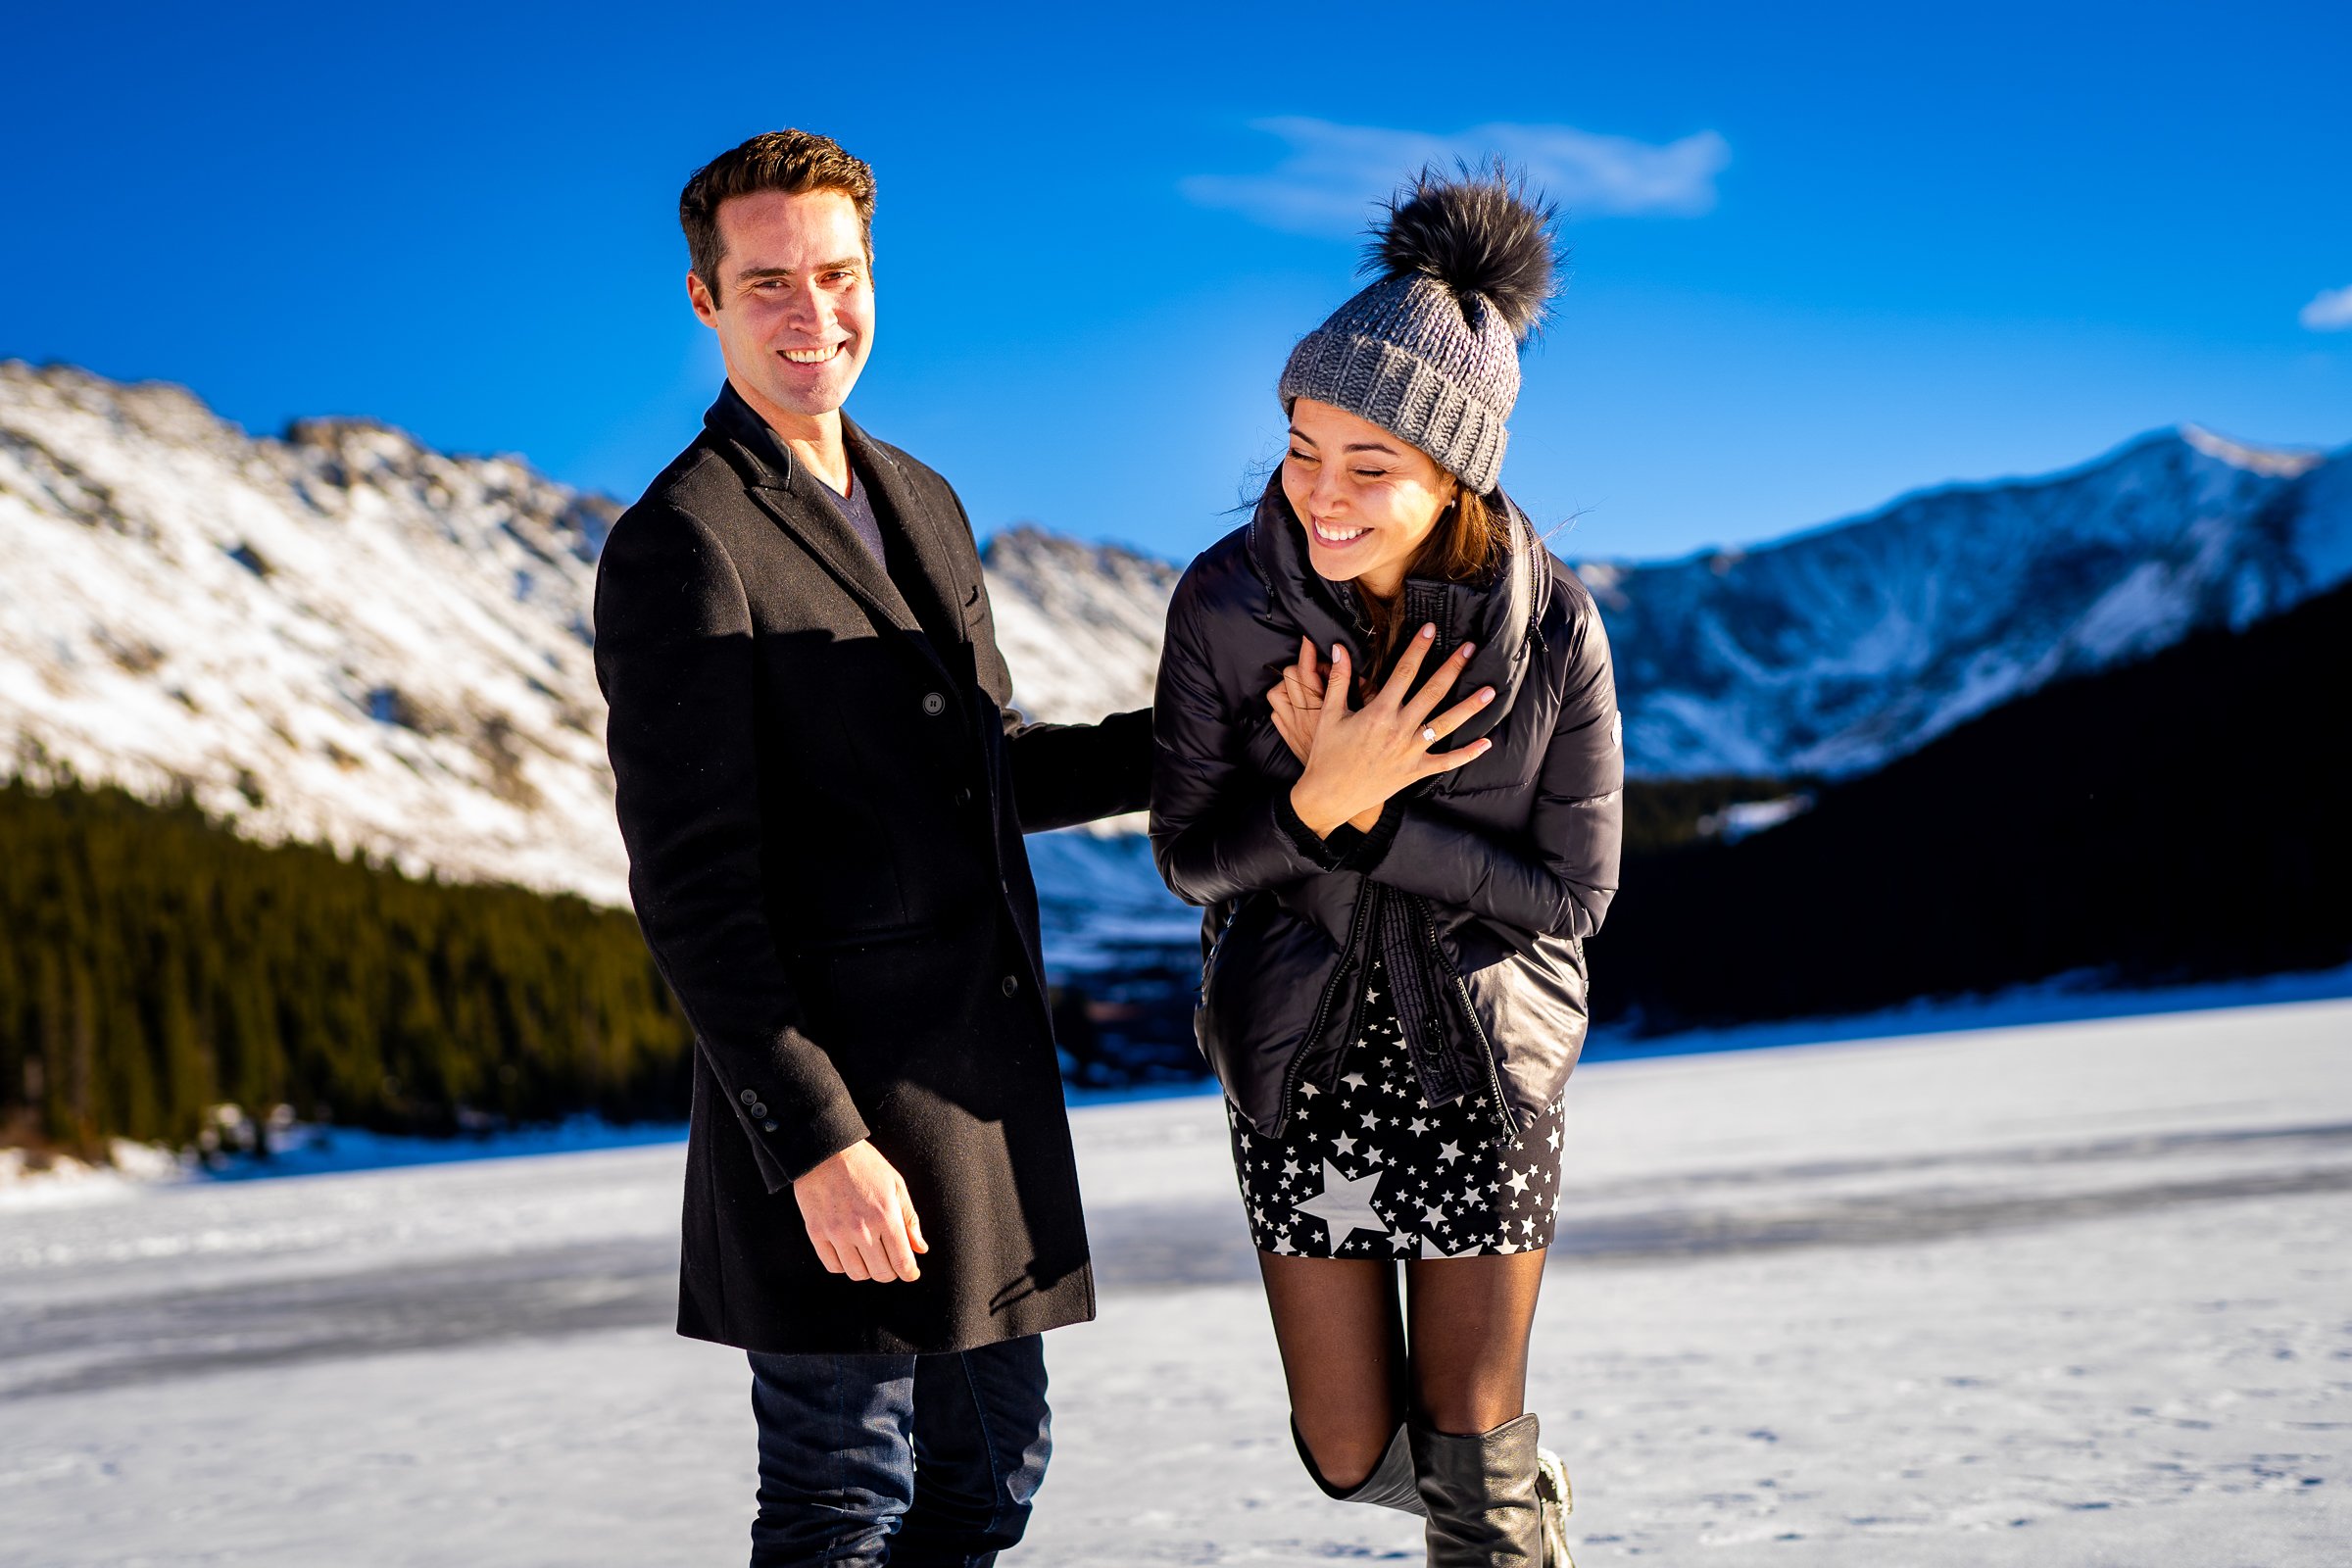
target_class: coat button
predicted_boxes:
[739,1089,758,1105]
[1002,974,1019,997]
[955,787,972,806]
[921,692,947,715]
[751,1102,767,1118]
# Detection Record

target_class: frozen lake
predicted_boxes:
[3,996,2346,1565]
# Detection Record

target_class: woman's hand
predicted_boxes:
[1268,638,1377,831]
[1286,623,1494,838]
[1267,635,1325,765]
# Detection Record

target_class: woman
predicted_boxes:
[1151,169,1621,1566]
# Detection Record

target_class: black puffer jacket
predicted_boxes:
[1152,484,1623,1146]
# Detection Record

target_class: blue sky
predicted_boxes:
[5,0,2347,564]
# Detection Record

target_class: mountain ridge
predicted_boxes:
[5,359,2345,916]
[1580,420,2350,776]
[1596,574,2352,1030]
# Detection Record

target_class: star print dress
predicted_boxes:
[1225,956,1567,1259]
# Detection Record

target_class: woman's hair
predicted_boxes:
[1356,487,1509,679]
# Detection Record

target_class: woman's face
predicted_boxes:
[1282,397,1458,602]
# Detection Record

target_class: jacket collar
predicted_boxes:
[1246,479,1546,750]
[702,381,962,662]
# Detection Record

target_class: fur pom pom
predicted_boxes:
[1367,164,1560,341]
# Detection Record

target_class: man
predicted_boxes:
[592,129,1152,1567]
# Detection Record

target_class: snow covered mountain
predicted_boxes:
[1588,424,2351,777]
[5,360,2347,924]
[0,362,631,901]
[974,523,1176,727]
[984,422,2352,781]
[0,363,1172,910]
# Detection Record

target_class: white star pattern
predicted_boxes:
[1225,985,1567,1260]
[1292,1160,1394,1247]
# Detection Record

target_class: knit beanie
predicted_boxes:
[1278,169,1558,494]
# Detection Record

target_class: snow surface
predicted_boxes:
[3,997,2344,1565]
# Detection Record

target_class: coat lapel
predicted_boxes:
[844,415,973,656]
[744,476,927,641]
[703,385,934,646]
[746,482,934,639]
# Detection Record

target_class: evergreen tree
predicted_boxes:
[0,777,695,1151]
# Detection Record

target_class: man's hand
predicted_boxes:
[793,1139,928,1282]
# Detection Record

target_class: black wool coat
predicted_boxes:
[1152,484,1623,1147]
[593,383,1152,1355]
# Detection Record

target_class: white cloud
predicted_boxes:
[1181,117,1731,236]
[2300,284,2352,331]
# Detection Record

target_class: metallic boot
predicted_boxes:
[1293,1418,1427,1515]
[1410,1413,1547,1567]
[1535,1444,1576,1566]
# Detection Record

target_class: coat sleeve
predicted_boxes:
[593,504,869,1191]
[939,483,1154,832]
[1357,599,1624,939]
[1000,708,1155,831]
[1149,572,1326,906]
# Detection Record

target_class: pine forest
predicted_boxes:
[0,776,691,1156]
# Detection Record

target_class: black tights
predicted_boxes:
[1258,1250,1547,1491]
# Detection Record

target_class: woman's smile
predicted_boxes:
[1309,518,1371,548]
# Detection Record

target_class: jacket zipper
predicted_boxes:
[1200,896,1245,1000]
[1414,896,1519,1145]
[1276,880,1381,1134]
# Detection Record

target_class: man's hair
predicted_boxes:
[679,129,877,303]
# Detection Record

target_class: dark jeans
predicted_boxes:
[746,1334,1052,1568]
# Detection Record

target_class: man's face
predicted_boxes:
[688,188,874,427]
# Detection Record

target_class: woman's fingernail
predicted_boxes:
[1420,623,1437,639]
[1480,687,1495,703]
[1459,641,1477,658]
